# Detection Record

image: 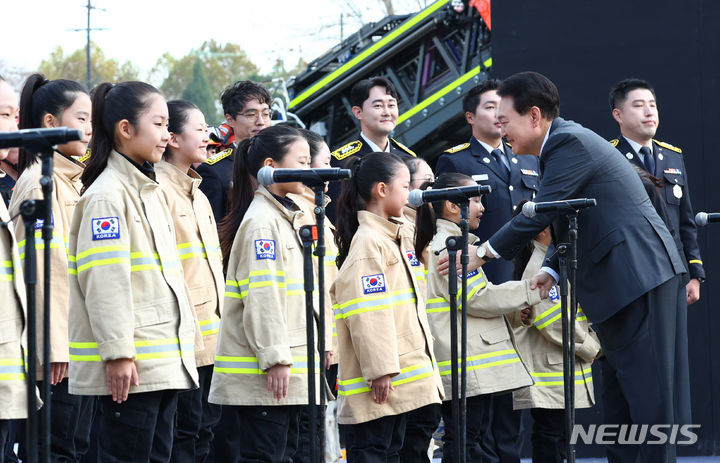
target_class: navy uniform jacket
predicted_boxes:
[435,138,539,284]
[327,135,416,222]
[196,147,234,224]
[489,118,686,324]
[612,136,705,280]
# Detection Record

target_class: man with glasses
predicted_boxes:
[0,77,19,207]
[328,76,417,221]
[197,80,272,223]
[434,79,541,463]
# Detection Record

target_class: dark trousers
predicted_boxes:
[169,365,221,463]
[441,395,490,463]
[295,405,323,462]
[2,420,18,463]
[485,393,522,463]
[210,405,301,463]
[400,404,441,462]
[18,379,96,463]
[347,413,406,463]
[595,274,688,463]
[530,408,565,463]
[98,389,179,463]
[0,420,9,463]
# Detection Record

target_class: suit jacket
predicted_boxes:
[327,135,417,222]
[489,118,686,323]
[612,136,704,280]
[435,138,539,284]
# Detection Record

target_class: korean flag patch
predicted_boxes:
[549,286,561,303]
[406,250,420,266]
[34,213,54,230]
[91,217,120,240]
[254,239,276,260]
[362,273,386,294]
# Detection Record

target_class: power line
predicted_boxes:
[69,0,107,90]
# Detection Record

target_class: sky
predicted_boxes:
[1,0,429,86]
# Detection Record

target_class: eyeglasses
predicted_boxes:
[411,174,434,183]
[236,109,272,121]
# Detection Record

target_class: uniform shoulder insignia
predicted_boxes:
[76,150,91,164]
[654,140,682,153]
[205,148,233,165]
[444,143,471,154]
[609,139,619,147]
[391,138,417,157]
[331,140,362,161]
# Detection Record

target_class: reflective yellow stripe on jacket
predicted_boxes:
[214,356,320,375]
[533,303,586,330]
[0,358,26,381]
[437,349,522,376]
[333,288,416,319]
[17,230,67,259]
[337,362,436,396]
[68,246,180,275]
[69,338,194,361]
[199,316,221,337]
[0,260,13,282]
[530,367,593,386]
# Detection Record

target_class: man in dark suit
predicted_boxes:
[196,80,272,223]
[435,79,539,463]
[445,72,688,463]
[328,76,416,222]
[609,78,704,304]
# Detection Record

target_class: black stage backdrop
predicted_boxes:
[492,0,720,457]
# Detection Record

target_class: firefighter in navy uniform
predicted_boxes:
[609,78,705,299]
[197,81,272,223]
[435,80,539,463]
[328,76,416,222]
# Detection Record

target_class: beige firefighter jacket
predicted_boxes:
[0,198,33,418]
[330,211,443,425]
[156,161,224,367]
[399,205,428,302]
[209,186,323,406]
[67,151,198,395]
[510,240,599,409]
[9,153,83,375]
[427,219,540,398]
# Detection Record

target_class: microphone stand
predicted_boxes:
[18,144,54,463]
[558,211,579,463]
[311,185,327,463]
[300,225,320,463]
[445,200,470,463]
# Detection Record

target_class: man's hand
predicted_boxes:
[686,278,701,305]
[437,244,485,276]
[531,271,556,299]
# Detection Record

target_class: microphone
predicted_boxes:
[256,166,351,187]
[408,184,492,207]
[695,212,720,226]
[0,128,83,149]
[522,198,597,218]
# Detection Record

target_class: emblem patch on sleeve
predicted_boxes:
[549,286,560,303]
[254,239,276,260]
[91,217,120,240]
[406,250,420,266]
[34,213,54,230]
[361,273,386,294]
[458,269,479,279]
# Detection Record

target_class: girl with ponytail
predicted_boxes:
[154,100,225,462]
[330,151,443,461]
[208,125,324,461]
[67,81,199,462]
[415,172,543,462]
[9,72,94,461]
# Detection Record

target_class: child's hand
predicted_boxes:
[520,308,532,323]
[50,362,68,385]
[371,375,395,404]
[325,351,333,370]
[267,364,291,401]
[105,358,138,403]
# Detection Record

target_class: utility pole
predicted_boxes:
[70,0,107,91]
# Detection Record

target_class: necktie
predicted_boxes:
[491,148,510,172]
[639,146,655,174]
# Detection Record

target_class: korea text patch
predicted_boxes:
[91,217,120,240]
[254,239,276,260]
[362,273,386,294]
